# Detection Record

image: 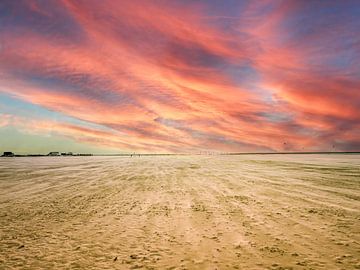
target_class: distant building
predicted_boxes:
[2,152,14,157]
[48,152,60,156]
[61,152,73,156]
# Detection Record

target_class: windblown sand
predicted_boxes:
[0,155,359,269]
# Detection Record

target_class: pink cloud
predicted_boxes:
[0,0,359,152]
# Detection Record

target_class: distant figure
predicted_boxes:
[2,152,14,157]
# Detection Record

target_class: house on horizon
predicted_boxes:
[2,152,14,157]
[48,152,60,156]
[61,152,73,156]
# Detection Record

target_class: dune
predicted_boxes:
[0,154,359,269]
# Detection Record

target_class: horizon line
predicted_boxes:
[1,151,360,157]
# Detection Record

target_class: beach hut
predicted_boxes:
[48,152,60,156]
[2,152,14,157]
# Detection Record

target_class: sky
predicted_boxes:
[0,0,359,154]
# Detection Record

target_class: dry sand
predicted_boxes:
[0,154,359,269]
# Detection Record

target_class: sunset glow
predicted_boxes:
[0,0,359,153]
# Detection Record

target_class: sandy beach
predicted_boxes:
[0,154,359,269]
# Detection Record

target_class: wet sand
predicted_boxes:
[0,154,359,269]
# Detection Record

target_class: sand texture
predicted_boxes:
[0,154,359,269]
